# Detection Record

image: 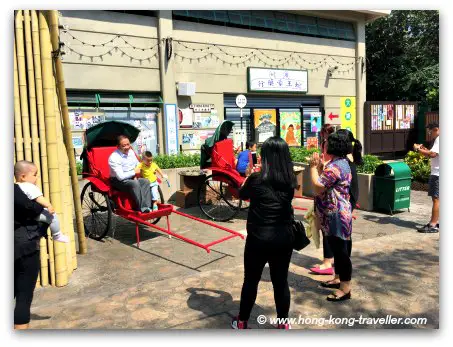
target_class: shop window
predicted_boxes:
[172,10,355,41]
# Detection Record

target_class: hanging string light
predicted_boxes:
[63,30,159,51]
[65,45,158,63]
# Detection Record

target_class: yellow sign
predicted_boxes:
[340,97,356,137]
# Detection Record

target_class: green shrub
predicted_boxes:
[356,155,384,174]
[154,153,200,169]
[404,151,430,183]
[76,161,83,175]
[289,147,321,163]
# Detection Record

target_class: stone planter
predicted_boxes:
[293,165,305,197]
[293,162,376,211]
[357,173,374,211]
[175,169,207,208]
[294,162,314,197]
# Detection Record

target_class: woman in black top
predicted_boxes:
[231,137,297,330]
[14,184,48,329]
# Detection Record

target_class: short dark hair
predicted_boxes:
[117,135,130,145]
[143,151,153,158]
[246,141,255,149]
[326,132,350,158]
[259,136,297,190]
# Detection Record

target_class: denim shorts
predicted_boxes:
[428,175,439,198]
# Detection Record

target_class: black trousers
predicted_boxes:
[327,236,352,282]
[322,205,354,260]
[14,251,40,325]
[239,233,293,321]
[110,177,151,211]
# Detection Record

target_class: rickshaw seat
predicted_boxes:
[85,146,117,183]
[212,139,235,171]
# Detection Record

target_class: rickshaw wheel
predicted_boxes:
[150,186,165,225]
[80,182,112,240]
[198,173,241,222]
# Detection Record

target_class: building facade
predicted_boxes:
[59,10,389,156]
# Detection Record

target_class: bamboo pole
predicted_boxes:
[39,11,68,287]
[48,10,87,255]
[25,10,50,285]
[32,10,53,286]
[15,10,32,162]
[32,10,50,199]
[24,10,43,191]
[14,37,24,162]
[54,84,73,277]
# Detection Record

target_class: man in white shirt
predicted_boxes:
[414,123,439,233]
[108,135,152,213]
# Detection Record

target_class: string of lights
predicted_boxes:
[65,45,159,64]
[63,30,159,51]
[174,40,357,68]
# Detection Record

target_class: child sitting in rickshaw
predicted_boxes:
[136,151,168,211]
[235,141,261,177]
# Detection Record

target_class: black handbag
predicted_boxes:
[291,219,310,251]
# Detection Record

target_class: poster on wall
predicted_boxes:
[69,110,105,130]
[233,128,247,150]
[279,111,301,147]
[310,112,322,133]
[306,137,319,149]
[164,104,179,155]
[254,109,277,143]
[179,108,193,128]
[193,113,202,128]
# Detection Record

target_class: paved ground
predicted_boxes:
[29,190,439,329]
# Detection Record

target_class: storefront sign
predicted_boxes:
[254,109,277,143]
[279,111,302,147]
[340,97,356,137]
[235,94,247,108]
[248,67,308,93]
[164,104,179,155]
[189,104,215,113]
[69,109,105,130]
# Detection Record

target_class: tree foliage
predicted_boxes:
[366,10,439,109]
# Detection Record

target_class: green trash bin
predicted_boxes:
[373,162,412,215]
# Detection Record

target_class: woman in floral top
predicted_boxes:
[309,132,353,301]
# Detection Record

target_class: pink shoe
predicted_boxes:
[231,316,249,329]
[309,267,334,275]
[276,323,291,329]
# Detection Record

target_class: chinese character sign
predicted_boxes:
[165,104,179,155]
[279,111,302,147]
[254,109,277,143]
[69,110,105,130]
[249,68,308,93]
[340,97,356,137]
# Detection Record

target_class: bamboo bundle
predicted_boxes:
[14,39,24,162]
[31,10,50,199]
[48,10,87,255]
[15,10,32,162]
[39,11,68,287]
[24,10,43,191]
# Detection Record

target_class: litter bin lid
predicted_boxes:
[374,162,411,179]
